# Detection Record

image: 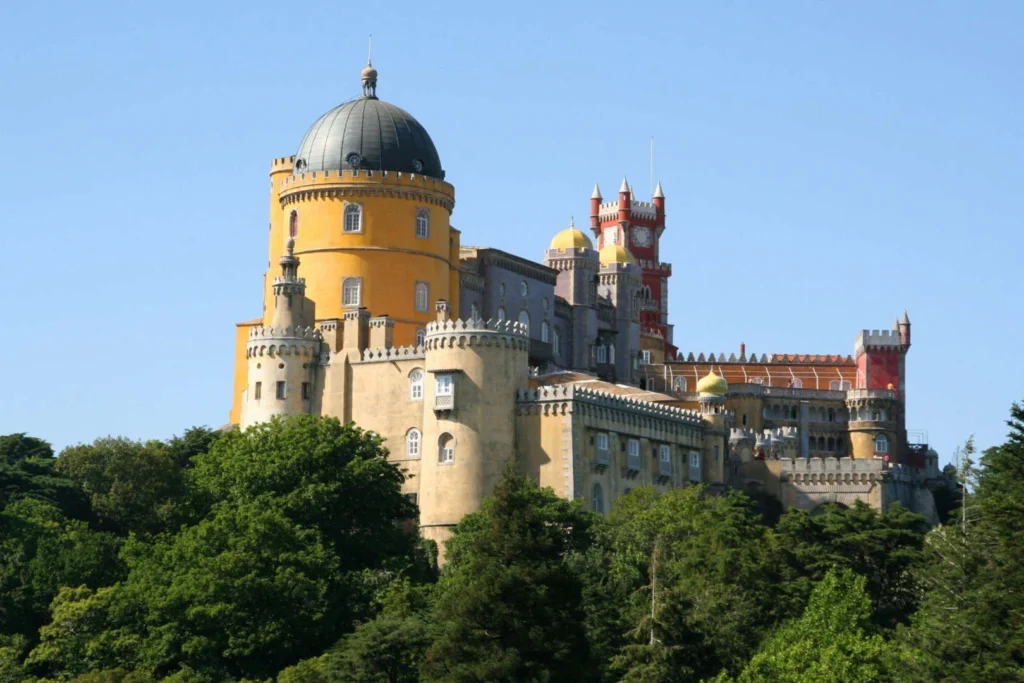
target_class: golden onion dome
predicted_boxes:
[549,218,593,250]
[696,371,728,396]
[598,244,636,266]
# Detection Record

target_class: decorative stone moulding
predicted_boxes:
[516,385,703,426]
[423,318,529,351]
[358,345,425,363]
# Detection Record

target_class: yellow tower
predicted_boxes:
[230,62,458,424]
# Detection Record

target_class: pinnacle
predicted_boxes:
[900,310,911,325]
[653,180,664,198]
[591,182,602,199]
[619,175,629,193]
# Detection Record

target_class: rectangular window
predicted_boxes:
[659,445,672,477]
[597,345,607,364]
[301,382,310,400]
[436,374,453,396]
[553,328,560,358]
[254,382,262,400]
[342,277,362,306]
[405,492,419,506]
[640,350,652,365]
[415,282,430,312]
[434,373,454,410]
[415,208,430,238]
[689,451,702,482]
[595,432,609,466]
[276,381,286,400]
[627,438,641,472]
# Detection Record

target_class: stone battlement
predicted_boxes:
[517,384,703,425]
[775,456,912,484]
[358,345,425,363]
[855,329,903,352]
[675,351,855,364]
[423,318,529,352]
[247,325,322,341]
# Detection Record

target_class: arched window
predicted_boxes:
[497,307,506,323]
[414,282,429,312]
[288,210,298,238]
[415,208,430,238]
[343,203,362,233]
[518,310,530,335]
[592,482,605,514]
[750,376,764,385]
[439,433,455,464]
[608,343,616,364]
[342,277,361,306]
[790,378,803,388]
[673,377,687,392]
[406,429,421,458]
[742,414,747,426]
[875,434,889,454]
[541,320,550,343]
[409,369,424,401]
[415,328,426,347]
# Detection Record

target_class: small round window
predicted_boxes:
[347,153,362,168]
[520,281,528,297]
[412,159,424,173]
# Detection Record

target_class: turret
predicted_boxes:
[617,175,631,228]
[590,183,602,232]
[416,304,530,561]
[653,180,665,225]
[240,242,322,429]
[898,310,911,350]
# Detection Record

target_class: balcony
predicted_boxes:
[595,448,609,467]
[434,394,454,411]
[847,389,897,401]
[529,339,553,363]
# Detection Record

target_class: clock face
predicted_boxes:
[632,226,653,248]
[602,227,617,246]
[347,153,362,168]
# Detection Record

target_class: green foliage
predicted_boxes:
[56,437,187,536]
[719,568,902,683]
[423,465,593,682]
[0,434,54,464]
[0,434,89,521]
[775,500,927,630]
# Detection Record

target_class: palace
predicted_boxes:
[229,62,946,556]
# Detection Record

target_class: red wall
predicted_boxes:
[867,350,900,391]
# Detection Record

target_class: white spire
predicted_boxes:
[591,182,602,199]
[653,181,664,198]
[569,216,575,229]
[619,175,629,193]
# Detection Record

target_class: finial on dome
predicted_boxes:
[591,182,602,199]
[653,180,664,198]
[619,175,629,194]
[361,36,378,98]
[286,238,295,255]
[569,216,575,228]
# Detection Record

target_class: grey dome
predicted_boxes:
[293,96,444,179]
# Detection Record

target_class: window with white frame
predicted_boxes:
[497,307,506,323]
[609,344,616,364]
[409,369,424,401]
[342,277,361,306]
[640,350,651,365]
[439,433,455,464]
[415,208,430,238]
[415,282,429,312]
[415,328,425,347]
[541,320,550,343]
[659,445,672,476]
[592,482,605,514]
[435,374,454,396]
[689,451,702,482]
[343,203,363,233]
[596,432,609,452]
[406,429,421,458]
[596,345,607,364]
[627,438,641,471]
[673,377,687,392]
[518,310,530,335]
[875,434,889,454]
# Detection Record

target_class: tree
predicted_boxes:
[905,408,1024,682]
[775,501,926,630]
[0,433,89,521]
[718,568,902,683]
[56,438,186,536]
[600,486,778,680]
[422,466,593,682]
[0,434,53,464]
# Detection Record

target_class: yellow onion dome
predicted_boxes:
[598,243,636,266]
[549,218,593,250]
[696,370,728,396]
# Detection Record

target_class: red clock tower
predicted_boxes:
[590,177,676,357]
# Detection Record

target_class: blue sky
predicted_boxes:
[2,1,1021,463]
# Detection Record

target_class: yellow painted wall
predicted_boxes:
[229,320,261,425]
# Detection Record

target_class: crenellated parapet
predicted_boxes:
[855,329,903,354]
[245,325,322,358]
[358,345,425,363]
[278,168,456,212]
[423,318,529,352]
[517,384,703,425]
[677,351,856,365]
[777,456,912,485]
[247,325,322,341]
